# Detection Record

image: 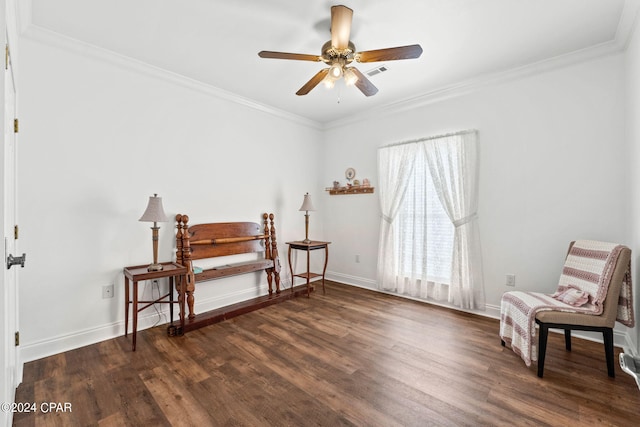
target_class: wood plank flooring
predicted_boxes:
[13,281,640,426]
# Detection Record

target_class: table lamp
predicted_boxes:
[139,193,169,271]
[299,192,316,244]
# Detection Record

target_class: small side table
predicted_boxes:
[123,262,187,351]
[286,241,331,297]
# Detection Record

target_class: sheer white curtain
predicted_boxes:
[377,130,485,310]
[424,131,484,309]
[394,148,453,300]
[376,143,419,290]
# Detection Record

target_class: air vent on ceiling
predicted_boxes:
[366,65,388,77]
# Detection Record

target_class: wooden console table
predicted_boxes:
[286,241,331,297]
[123,262,187,351]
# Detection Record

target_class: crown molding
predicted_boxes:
[325,38,626,130]
[20,23,324,131]
[616,0,640,50]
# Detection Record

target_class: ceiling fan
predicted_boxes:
[258,5,423,97]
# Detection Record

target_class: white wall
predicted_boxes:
[626,17,640,355]
[321,54,630,328]
[17,36,324,361]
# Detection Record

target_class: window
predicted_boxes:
[377,130,484,309]
[396,149,454,285]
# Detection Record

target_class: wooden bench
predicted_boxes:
[174,213,307,333]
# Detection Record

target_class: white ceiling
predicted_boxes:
[22,0,638,125]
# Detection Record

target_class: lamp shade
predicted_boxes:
[299,193,316,212]
[139,194,169,223]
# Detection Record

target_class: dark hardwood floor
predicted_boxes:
[13,281,640,426]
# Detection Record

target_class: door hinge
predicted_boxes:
[14,118,19,133]
[14,225,18,240]
[15,331,19,346]
[5,44,8,70]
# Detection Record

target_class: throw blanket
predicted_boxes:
[500,240,634,367]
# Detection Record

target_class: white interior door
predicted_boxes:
[1,38,20,427]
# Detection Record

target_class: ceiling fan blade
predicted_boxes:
[296,69,330,96]
[351,67,378,97]
[330,5,353,49]
[258,51,322,62]
[356,44,423,63]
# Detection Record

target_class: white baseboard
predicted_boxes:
[20,283,274,363]
[326,271,377,290]
[21,321,124,363]
[328,270,502,317]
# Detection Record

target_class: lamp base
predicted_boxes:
[302,238,311,244]
[147,263,164,272]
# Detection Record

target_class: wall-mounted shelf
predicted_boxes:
[326,186,375,195]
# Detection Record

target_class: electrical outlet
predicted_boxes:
[355,254,360,263]
[506,274,516,287]
[102,284,114,299]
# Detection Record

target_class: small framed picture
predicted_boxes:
[345,167,356,181]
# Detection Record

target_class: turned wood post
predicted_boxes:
[270,213,282,294]
[263,213,274,295]
[181,214,196,319]
[175,214,184,317]
[175,214,183,266]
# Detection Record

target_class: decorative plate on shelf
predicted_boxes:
[345,167,356,180]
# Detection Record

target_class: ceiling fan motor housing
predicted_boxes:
[321,40,356,65]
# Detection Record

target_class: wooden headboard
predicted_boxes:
[175,213,281,321]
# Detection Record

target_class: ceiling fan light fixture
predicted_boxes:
[323,74,337,89]
[329,63,343,79]
[343,67,358,86]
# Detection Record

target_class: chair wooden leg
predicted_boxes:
[603,328,615,378]
[564,329,572,351]
[534,321,616,378]
[537,323,549,378]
